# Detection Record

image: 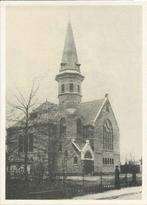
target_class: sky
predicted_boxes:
[6,5,142,163]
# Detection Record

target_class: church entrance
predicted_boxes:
[82,149,94,175]
[83,160,94,175]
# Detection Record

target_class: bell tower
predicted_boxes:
[55,22,84,108]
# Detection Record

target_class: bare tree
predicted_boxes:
[7,82,39,182]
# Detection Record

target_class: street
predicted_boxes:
[73,186,142,200]
[115,192,141,199]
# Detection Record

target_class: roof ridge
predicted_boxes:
[42,100,57,105]
[35,101,57,109]
[81,98,104,104]
[31,101,58,114]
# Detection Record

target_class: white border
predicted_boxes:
[0,1,6,203]
[0,1,146,205]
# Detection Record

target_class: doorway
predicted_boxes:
[83,160,94,175]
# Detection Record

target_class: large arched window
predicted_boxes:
[77,118,82,137]
[103,119,113,151]
[60,118,66,137]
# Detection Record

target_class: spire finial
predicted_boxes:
[105,93,109,98]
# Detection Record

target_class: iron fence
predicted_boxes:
[6,172,142,199]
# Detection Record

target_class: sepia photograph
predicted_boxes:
[0,1,145,203]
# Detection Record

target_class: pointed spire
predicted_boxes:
[60,21,80,72]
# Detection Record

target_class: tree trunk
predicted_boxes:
[24,108,29,183]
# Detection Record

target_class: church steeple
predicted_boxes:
[60,21,80,72]
[55,22,84,108]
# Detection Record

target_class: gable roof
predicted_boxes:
[75,98,105,125]
[71,139,94,160]
[72,139,85,152]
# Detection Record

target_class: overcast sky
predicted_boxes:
[6,5,142,163]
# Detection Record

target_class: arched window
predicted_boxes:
[103,119,113,151]
[60,118,66,137]
[77,118,82,137]
[69,83,74,92]
[28,134,33,152]
[83,125,94,139]
[18,134,33,152]
[61,84,65,93]
[88,125,94,137]
[59,144,62,152]
[64,150,68,157]
[77,85,80,93]
[84,151,92,159]
[18,135,24,152]
[74,156,78,164]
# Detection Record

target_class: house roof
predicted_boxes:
[76,98,105,125]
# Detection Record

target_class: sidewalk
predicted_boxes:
[73,186,142,200]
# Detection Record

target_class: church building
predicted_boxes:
[7,22,120,176]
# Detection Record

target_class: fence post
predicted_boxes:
[115,166,120,189]
[124,162,128,187]
[132,166,137,185]
[100,171,103,192]
[82,160,85,194]
[125,172,128,187]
